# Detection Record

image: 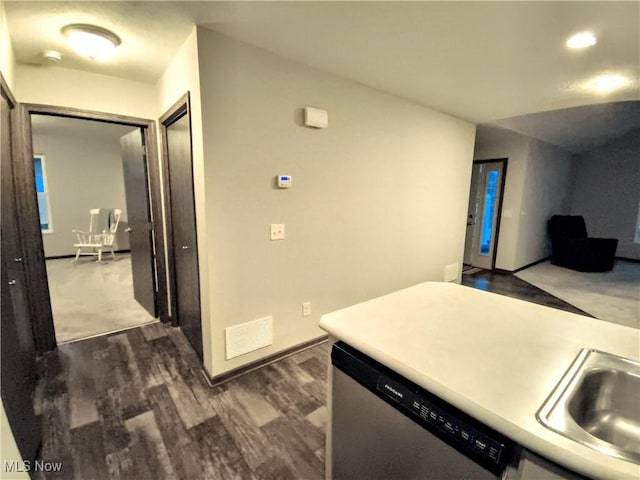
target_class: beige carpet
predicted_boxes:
[515,260,640,329]
[46,254,157,343]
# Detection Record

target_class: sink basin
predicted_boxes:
[537,349,640,464]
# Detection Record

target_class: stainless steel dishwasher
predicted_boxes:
[330,341,519,479]
[329,342,588,480]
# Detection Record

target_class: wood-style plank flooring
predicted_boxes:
[31,270,592,480]
[34,323,328,480]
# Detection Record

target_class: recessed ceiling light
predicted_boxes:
[587,74,630,93]
[62,24,121,61]
[566,32,597,49]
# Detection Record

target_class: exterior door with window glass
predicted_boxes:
[463,160,505,270]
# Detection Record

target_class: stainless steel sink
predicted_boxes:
[537,349,640,464]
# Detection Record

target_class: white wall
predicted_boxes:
[517,138,573,267]
[14,65,157,119]
[474,126,529,270]
[197,28,476,378]
[570,129,640,260]
[155,27,213,369]
[0,402,29,480]
[0,2,16,90]
[475,126,573,270]
[32,122,133,257]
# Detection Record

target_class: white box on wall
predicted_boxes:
[444,263,460,282]
[304,107,328,129]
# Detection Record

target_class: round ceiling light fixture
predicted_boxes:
[62,24,121,61]
[566,32,597,49]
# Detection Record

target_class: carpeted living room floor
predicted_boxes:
[515,260,639,329]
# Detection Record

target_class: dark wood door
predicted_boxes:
[1,93,37,382]
[1,88,41,461]
[1,255,41,462]
[166,111,202,358]
[120,129,157,316]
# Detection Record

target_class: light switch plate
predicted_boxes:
[270,224,285,240]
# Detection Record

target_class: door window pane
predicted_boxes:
[33,155,52,232]
[479,170,499,256]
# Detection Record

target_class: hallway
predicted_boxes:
[33,271,590,479]
[34,322,328,480]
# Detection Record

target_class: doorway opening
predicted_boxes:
[463,158,507,272]
[30,115,158,343]
[14,104,169,353]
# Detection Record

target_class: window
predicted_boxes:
[479,169,499,255]
[33,154,53,233]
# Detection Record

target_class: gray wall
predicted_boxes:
[196,28,477,377]
[518,138,574,267]
[570,129,640,260]
[474,126,529,270]
[32,118,133,258]
[474,126,573,271]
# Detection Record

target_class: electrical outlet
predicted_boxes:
[270,224,285,240]
[302,301,311,316]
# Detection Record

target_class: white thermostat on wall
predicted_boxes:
[277,175,292,188]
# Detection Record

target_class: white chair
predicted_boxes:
[72,208,122,262]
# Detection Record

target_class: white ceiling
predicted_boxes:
[5,1,640,146]
[491,101,640,153]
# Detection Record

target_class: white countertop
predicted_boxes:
[319,282,640,480]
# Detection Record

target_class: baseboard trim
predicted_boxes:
[492,268,511,275]
[509,256,637,271]
[512,256,552,274]
[201,335,329,388]
[616,256,640,263]
[45,249,131,260]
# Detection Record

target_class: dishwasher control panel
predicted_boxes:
[332,341,513,476]
[378,375,505,466]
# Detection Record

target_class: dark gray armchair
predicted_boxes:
[547,215,618,272]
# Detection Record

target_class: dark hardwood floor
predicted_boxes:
[461,268,593,317]
[29,270,590,479]
[33,323,327,480]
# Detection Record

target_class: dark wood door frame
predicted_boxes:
[1,77,37,376]
[1,74,42,461]
[469,158,508,271]
[159,92,200,330]
[15,103,170,353]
